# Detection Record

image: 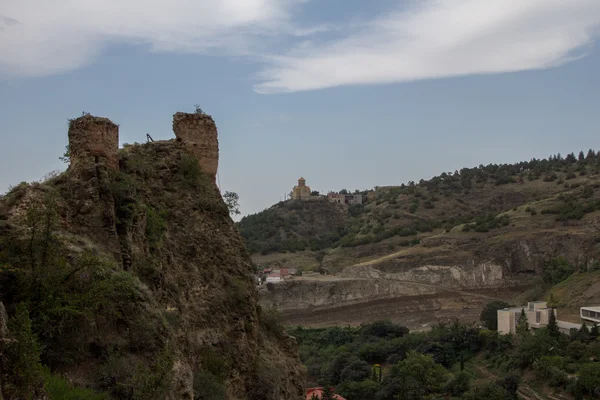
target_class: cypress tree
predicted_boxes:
[547,308,559,338]
[516,308,529,335]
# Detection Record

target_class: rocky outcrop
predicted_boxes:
[0,114,304,400]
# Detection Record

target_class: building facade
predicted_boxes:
[498,301,584,335]
[580,306,600,324]
[497,301,556,334]
[290,177,312,200]
[327,192,364,205]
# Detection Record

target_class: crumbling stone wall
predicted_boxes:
[172,112,219,180]
[68,115,119,172]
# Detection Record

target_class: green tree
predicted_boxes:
[444,371,471,396]
[384,351,450,399]
[59,144,70,164]
[547,309,559,339]
[222,191,240,216]
[6,303,44,399]
[574,380,584,400]
[480,301,510,331]
[320,386,336,400]
[336,379,378,400]
[579,363,600,397]
[577,323,590,342]
[516,308,529,335]
[590,323,599,339]
[463,381,511,400]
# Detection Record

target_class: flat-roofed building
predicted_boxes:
[580,306,600,324]
[497,301,556,334]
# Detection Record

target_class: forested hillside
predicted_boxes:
[292,316,600,400]
[240,150,600,276]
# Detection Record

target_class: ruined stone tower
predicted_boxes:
[172,112,219,181]
[68,115,119,172]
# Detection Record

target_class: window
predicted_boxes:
[529,303,534,311]
[536,311,541,324]
[583,309,590,317]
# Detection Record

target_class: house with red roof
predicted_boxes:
[306,387,346,400]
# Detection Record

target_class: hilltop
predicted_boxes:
[0,114,304,400]
[241,150,600,271]
[240,151,600,326]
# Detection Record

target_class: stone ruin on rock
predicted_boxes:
[67,112,220,180]
[67,115,119,173]
[172,112,219,181]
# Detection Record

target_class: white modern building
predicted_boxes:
[498,301,556,334]
[580,306,600,324]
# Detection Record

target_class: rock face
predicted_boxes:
[0,114,304,400]
[259,258,530,330]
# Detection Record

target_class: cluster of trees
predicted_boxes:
[239,149,600,255]
[462,214,510,233]
[238,202,347,255]
[291,312,600,400]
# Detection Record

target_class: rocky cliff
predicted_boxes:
[0,114,305,400]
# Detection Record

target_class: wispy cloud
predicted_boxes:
[0,0,311,77]
[1,0,599,92]
[254,0,600,93]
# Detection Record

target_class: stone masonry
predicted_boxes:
[68,115,119,172]
[172,112,219,180]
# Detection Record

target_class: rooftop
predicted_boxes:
[581,306,600,312]
[557,321,582,330]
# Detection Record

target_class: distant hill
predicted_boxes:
[238,150,600,277]
[237,199,349,254]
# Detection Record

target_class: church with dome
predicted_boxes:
[290,177,312,200]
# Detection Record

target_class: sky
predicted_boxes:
[1,0,600,219]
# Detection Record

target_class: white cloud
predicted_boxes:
[0,0,304,77]
[1,0,600,91]
[253,0,600,93]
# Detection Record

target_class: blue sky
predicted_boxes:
[1,0,600,218]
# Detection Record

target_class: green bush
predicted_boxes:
[5,303,44,398]
[45,371,108,400]
[146,206,167,252]
[193,372,226,400]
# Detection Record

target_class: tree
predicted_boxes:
[586,149,596,160]
[577,323,590,342]
[578,151,585,161]
[497,372,520,399]
[315,251,325,266]
[516,308,529,335]
[339,358,371,382]
[480,301,510,330]
[194,104,207,115]
[590,323,599,339]
[547,309,559,339]
[222,191,240,215]
[574,380,584,400]
[59,144,70,164]
[579,363,600,397]
[6,303,44,398]
[336,379,378,400]
[320,386,336,400]
[383,351,450,399]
